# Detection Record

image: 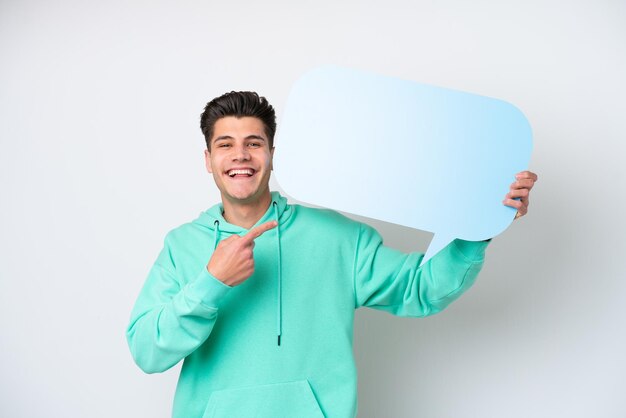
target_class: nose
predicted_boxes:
[232,143,250,161]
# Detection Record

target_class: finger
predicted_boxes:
[521,196,530,215]
[503,198,523,210]
[242,220,278,243]
[506,188,529,199]
[241,248,253,260]
[516,171,538,182]
[510,179,535,190]
[513,194,530,219]
[519,205,528,216]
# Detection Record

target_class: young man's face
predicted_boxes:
[205,116,274,206]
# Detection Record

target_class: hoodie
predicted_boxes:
[126,192,489,418]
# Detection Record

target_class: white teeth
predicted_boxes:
[228,169,254,177]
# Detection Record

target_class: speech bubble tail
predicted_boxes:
[419,234,455,267]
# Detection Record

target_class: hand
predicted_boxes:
[503,171,538,220]
[207,220,278,286]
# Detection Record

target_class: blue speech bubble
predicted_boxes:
[274,65,533,265]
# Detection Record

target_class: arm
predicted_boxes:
[126,237,232,374]
[126,221,276,373]
[353,224,488,317]
[353,169,537,315]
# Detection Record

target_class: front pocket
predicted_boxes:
[202,379,325,418]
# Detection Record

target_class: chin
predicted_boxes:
[220,180,270,204]
[225,189,262,203]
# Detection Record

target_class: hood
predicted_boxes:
[192,191,290,346]
[192,191,291,235]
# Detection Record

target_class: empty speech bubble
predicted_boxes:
[273,65,533,265]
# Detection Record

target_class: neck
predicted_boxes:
[221,191,272,229]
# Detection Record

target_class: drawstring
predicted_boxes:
[213,207,282,346]
[273,202,282,346]
[213,220,220,250]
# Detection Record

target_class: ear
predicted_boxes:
[270,147,275,171]
[204,149,213,174]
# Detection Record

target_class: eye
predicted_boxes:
[217,143,231,148]
[248,142,261,148]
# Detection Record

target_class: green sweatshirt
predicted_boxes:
[126,192,488,418]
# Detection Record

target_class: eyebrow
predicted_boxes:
[213,135,266,142]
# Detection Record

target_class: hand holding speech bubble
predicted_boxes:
[273,66,533,265]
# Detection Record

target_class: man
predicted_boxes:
[126,91,537,418]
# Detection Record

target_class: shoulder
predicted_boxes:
[289,204,371,235]
[161,217,212,249]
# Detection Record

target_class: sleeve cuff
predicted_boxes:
[186,267,232,309]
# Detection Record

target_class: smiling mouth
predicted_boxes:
[227,168,256,177]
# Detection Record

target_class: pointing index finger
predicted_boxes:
[242,220,278,243]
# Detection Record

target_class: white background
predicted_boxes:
[1,1,625,417]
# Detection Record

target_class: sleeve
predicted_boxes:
[125,235,232,374]
[353,223,488,317]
